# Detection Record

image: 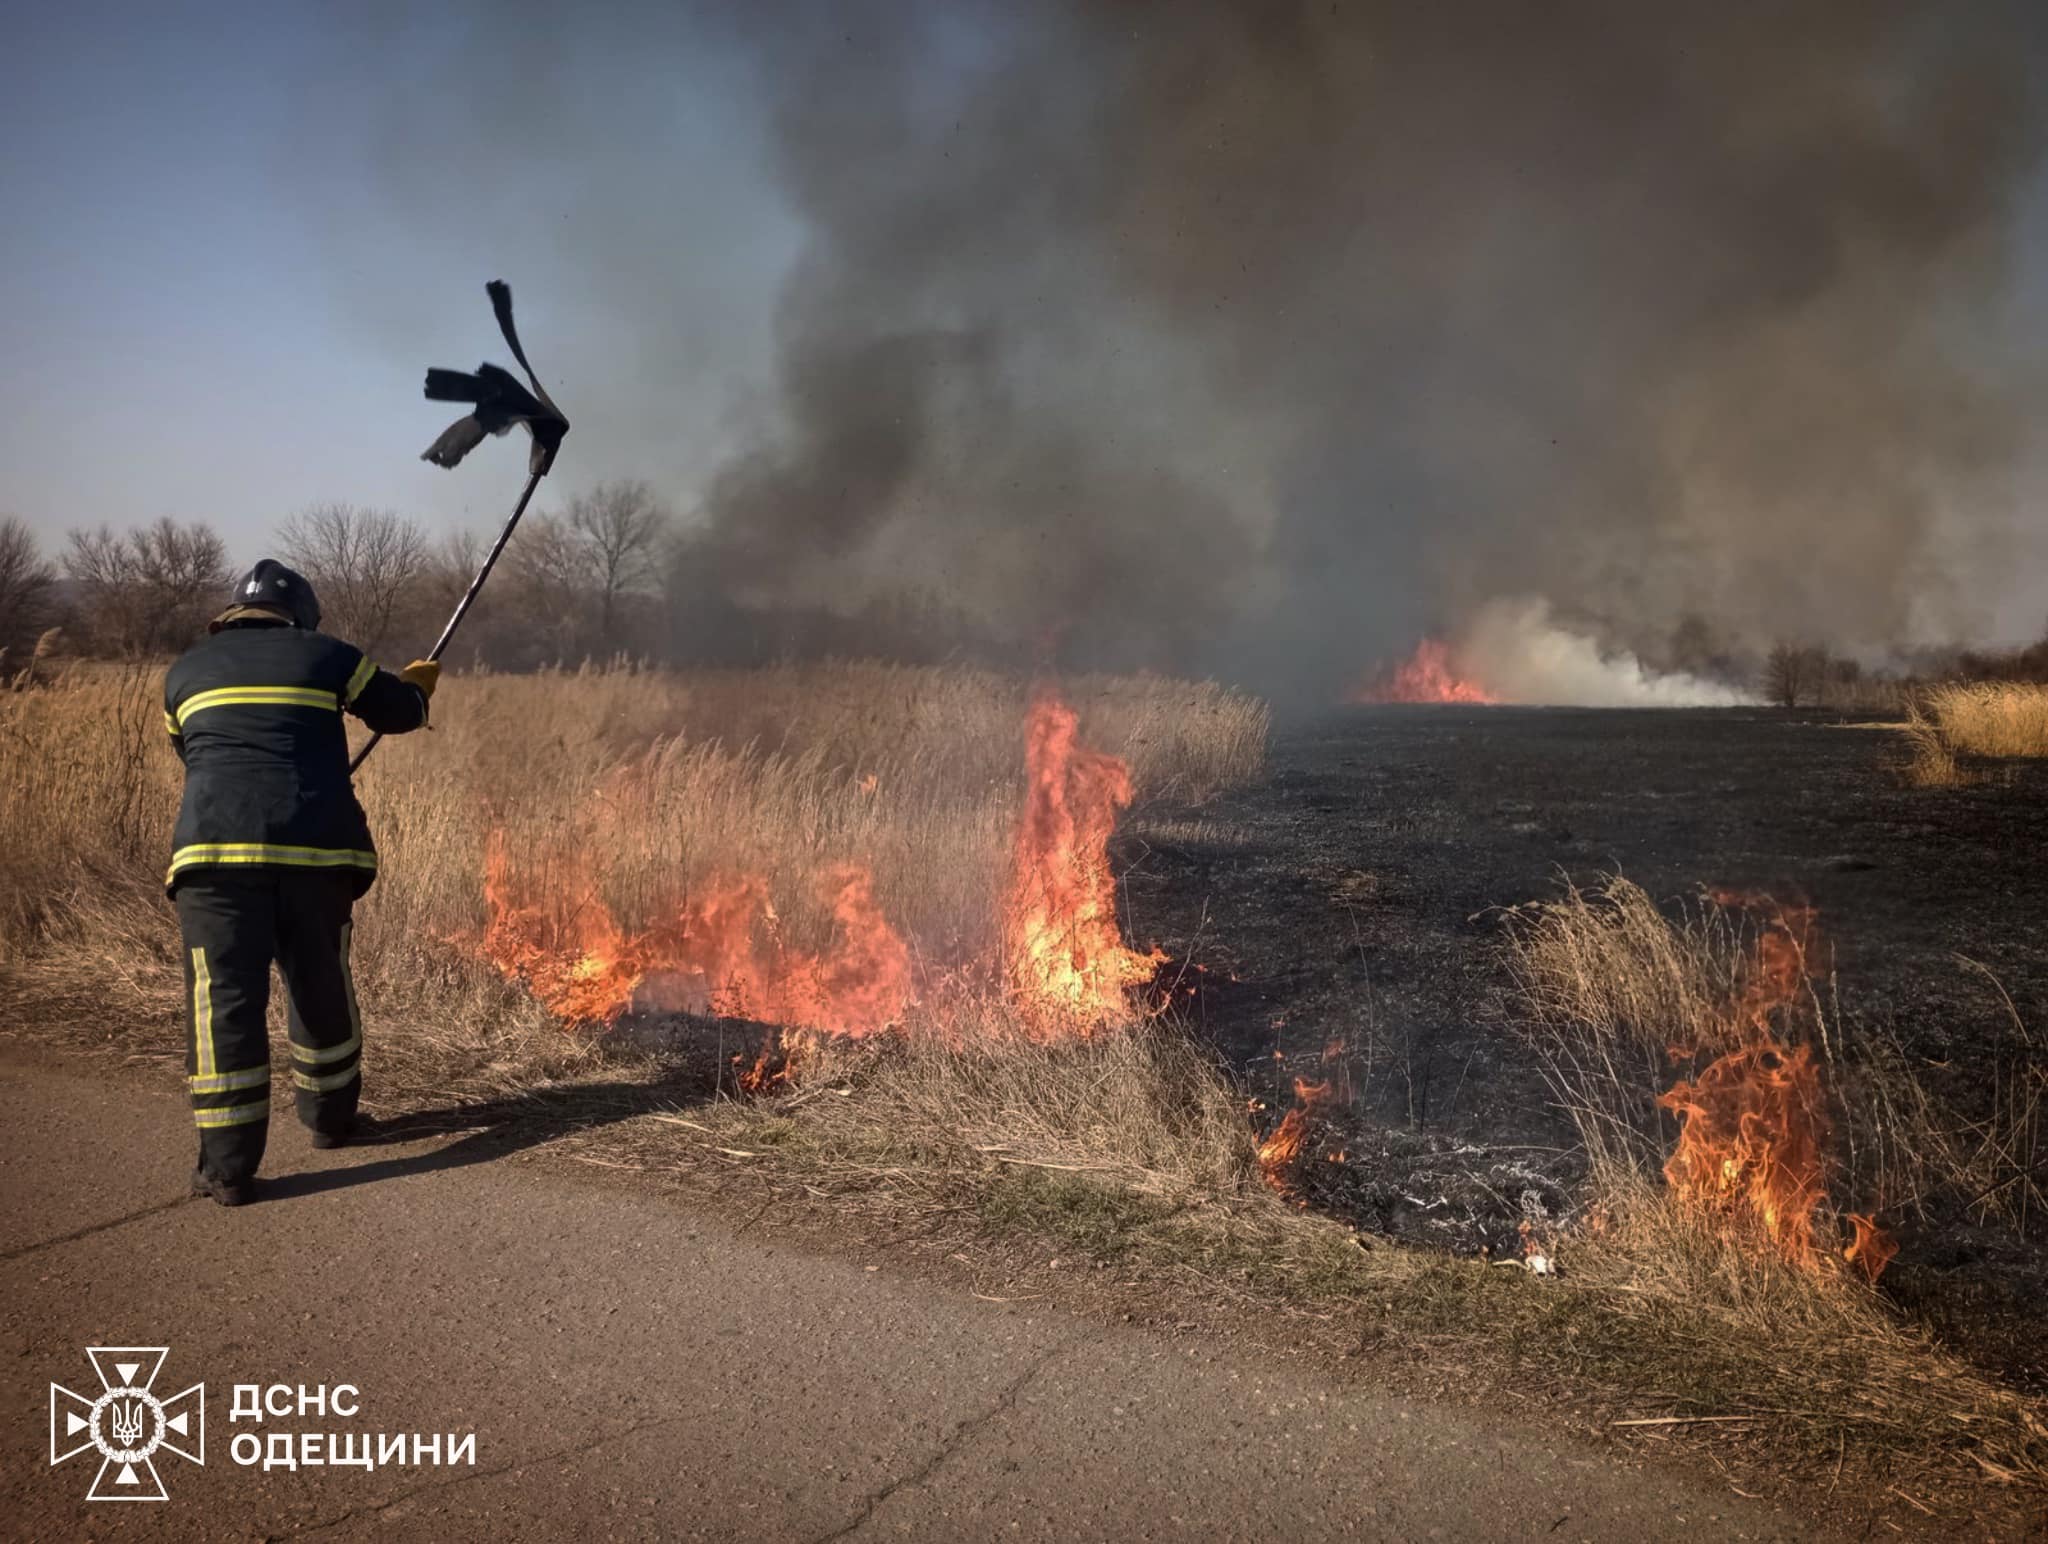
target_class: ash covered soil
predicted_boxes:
[1122,705,2048,1387]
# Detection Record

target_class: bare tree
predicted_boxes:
[277,504,428,655]
[1763,641,1828,709]
[412,529,512,667]
[567,481,669,652]
[0,516,60,661]
[504,514,596,662]
[64,517,230,655]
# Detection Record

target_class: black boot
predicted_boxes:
[190,1167,257,1207]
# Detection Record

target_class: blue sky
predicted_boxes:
[0,1,797,554]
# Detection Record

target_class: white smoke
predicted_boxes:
[1459,597,1754,707]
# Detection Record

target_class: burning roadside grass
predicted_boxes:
[544,1024,2048,1512]
[3,663,2044,1512]
[463,685,1172,1045]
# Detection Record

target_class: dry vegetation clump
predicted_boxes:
[1858,966,2045,1244]
[1500,875,2044,1246]
[1899,682,2048,786]
[1496,876,2047,1486]
[718,1015,1258,1209]
[1923,682,2048,758]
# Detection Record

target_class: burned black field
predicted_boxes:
[1126,705,2048,1387]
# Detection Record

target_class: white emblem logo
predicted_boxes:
[50,1347,203,1502]
[246,577,262,595]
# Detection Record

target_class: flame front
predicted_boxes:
[1351,639,1498,704]
[1001,689,1164,1037]
[482,833,647,1026]
[479,836,909,1035]
[477,687,1158,1049]
[1657,895,1896,1278]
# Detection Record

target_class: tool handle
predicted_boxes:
[350,468,545,775]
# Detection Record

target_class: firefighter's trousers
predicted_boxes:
[175,870,364,1183]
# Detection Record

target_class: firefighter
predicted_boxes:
[164,559,438,1205]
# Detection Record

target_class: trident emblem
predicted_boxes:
[109,1399,146,1450]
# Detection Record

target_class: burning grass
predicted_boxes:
[1495,876,2045,1479]
[0,660,1266,1020]
[560,1023,2047,1506]
[4,661,2045,1515]
[1497,876,2027,1272]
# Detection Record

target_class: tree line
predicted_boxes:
[0,483,679,671]
[0,483,1007,679]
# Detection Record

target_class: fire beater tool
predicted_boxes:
[350,279,570,773]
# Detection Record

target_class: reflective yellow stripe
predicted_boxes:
[192,947,215,1079]
[295,1029,361,1067]
[343,656,377,705]
[194,1099,269,1129]
[167,845,378,884]
[164,710,181,737]
[293,1065,360,1093]
[175,686,339,729]
[190,1065,269,1095]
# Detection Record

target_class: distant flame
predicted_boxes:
[1350,639,1498,704]
[1001,689,1164,1037]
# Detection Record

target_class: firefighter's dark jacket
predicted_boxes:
[162,622,427,895]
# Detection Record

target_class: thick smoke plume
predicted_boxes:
[686,0,2044,702]
[343,2,2048,703]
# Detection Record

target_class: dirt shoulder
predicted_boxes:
[1,1046,1804,1543]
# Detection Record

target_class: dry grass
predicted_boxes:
[1922,682,2048,759]
[1498,876,1747,1181]
[1499,875,2044,1242]
[1899,682,2048,785]
[588,1022,2048,1498]
[1859,966,2045,1243]
[0,660,1267,1025]
[1900,703,1967,787]
[707,1015,1257,1209]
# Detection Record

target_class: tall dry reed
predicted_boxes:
[1901,681,2048,785]
[0,660,1267,1035]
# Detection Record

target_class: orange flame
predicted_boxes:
[1257,1077,1334,1195]
[1657,894,1895,1278]
[481,834,647,1026]
[1001,689,1163,1037]
[1350,639,1498,704]
[478,835,909,1035]
[1658,1039,1832,1261]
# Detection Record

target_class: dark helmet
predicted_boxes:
[215,558,321,631]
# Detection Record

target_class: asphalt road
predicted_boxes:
[0,1052,1797,1542]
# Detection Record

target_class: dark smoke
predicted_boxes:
[345,2,2048,698]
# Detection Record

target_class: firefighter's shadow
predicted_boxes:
[256,1069,724,1203]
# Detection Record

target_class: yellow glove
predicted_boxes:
[399,659,441,698]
